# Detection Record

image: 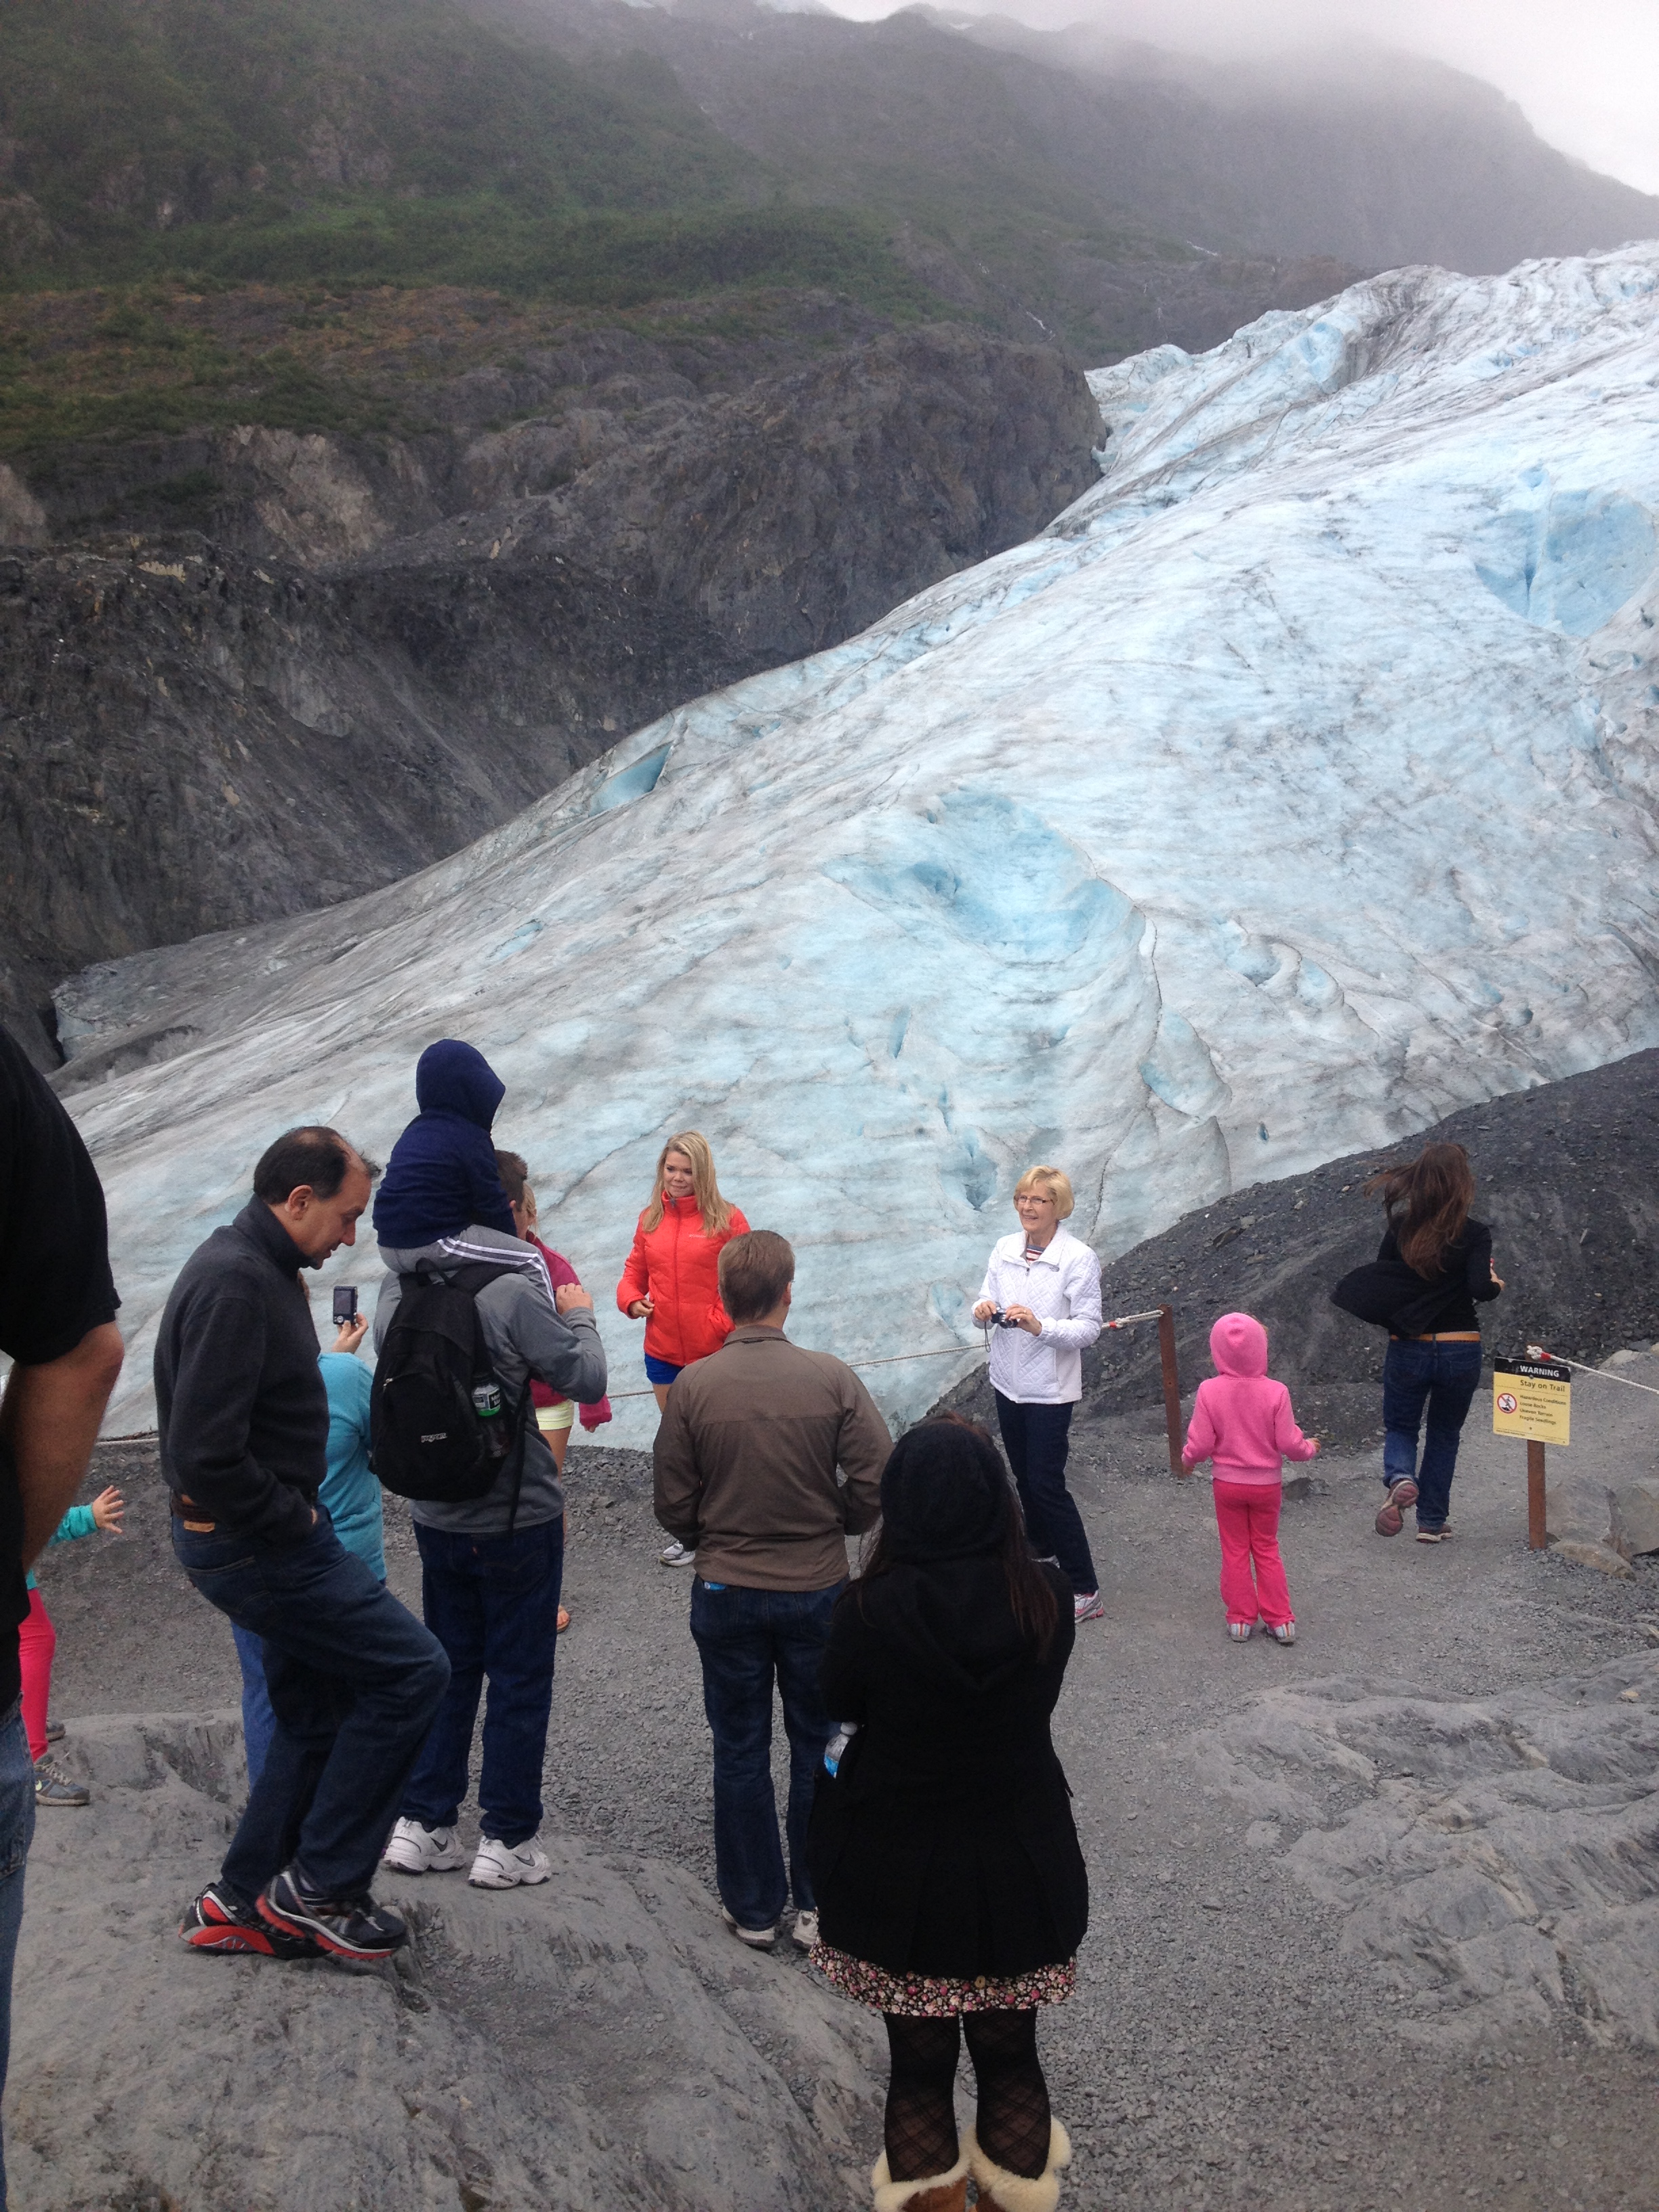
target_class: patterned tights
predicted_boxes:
[882,2008,1051,2182]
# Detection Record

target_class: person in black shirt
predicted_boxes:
[157,1126,449,1966]
[0,1025,124,2209]
[1364,1141,1504,1542]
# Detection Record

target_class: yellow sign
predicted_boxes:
[1493,1359,1570,1446]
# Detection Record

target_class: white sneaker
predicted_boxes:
[468,1834,552,1889]
[792,1908,819,1950]
[382,1818,466,1874]
[659,1538,697,1568]
[1073,1590,1104,1623]
[720,1905,778,1949]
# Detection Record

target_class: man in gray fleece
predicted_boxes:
[371,1047,607,1890]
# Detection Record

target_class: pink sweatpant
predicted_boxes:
[19,1588,55,1762]
[1212,1480,1294,1629]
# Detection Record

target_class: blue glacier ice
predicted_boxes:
[56,247,1659,1440]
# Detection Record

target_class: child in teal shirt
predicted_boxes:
[23,1485,123,1806]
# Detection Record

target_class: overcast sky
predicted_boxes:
[824,0,1659,196]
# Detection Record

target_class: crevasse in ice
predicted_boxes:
[62,247,1659,1438]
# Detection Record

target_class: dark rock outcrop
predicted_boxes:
[1,324,1100,1061]
[937,1046,1659,1451]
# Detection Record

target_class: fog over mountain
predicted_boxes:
[478,0,1659,283]
[841,0,1659,198]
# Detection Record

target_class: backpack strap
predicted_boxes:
[406,1258,541,1535]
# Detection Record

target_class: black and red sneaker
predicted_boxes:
[179,1881,321,1959]
[257,1866,408,1963]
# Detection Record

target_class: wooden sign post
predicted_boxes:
[1158,1304,1183,1477]
[1493,1357,1571,1551]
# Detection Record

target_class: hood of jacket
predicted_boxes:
[854,1556,1046,1702]
[414,1040,505,1130]
[1210,1311,1269,1378]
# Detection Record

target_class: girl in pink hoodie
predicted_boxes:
[1180,1312,1318,1645]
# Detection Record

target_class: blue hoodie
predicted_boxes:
[372,1040,517,1246]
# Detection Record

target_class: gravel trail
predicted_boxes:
[40,1404,1659,2210]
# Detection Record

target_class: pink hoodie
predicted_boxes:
[1181,1313,1318,1487]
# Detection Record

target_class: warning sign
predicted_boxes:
[1493,1359,1570,1446]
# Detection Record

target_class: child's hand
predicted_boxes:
[1309,1437,1320,1457]
[91,1486,125,1532]
[1177,1458,1194,1479]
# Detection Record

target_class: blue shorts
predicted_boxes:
[644,1353,684,1388]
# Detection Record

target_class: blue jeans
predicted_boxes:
[0,1702,35,2210]
[994,1391,1098,1595]
[171,1511,449,1902]
[1382,1338,1484,1531]
[232,1622,276,1788]
[689,1578,840,1931]
[401,1518,565,1848]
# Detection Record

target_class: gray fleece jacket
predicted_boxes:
[375,1224,608,1535]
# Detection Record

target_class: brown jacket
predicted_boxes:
[653,1325,890,1590]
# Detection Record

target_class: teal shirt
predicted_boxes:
[318,1353,385,1582]
[25,1501,98,1591]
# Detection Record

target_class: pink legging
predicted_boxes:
[19,1588,55,1761]
[1212,1480,1294,1629]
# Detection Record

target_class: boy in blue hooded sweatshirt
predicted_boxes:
[373,1040,519,1247]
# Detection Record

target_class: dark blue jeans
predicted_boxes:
[171,1511,449,1902]
[994,1391,1099,1595]
[689,1578,840,1931]
[232,1621,276,1788]
[1382,1338,1484,1532]
[0,1700,35,2209]
[401,1517,565,1849]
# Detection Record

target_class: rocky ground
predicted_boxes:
[23,1387,1659,2209]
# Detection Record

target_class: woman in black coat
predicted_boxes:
[808,1416,1086,2212]
[1362,1141,1504,1540]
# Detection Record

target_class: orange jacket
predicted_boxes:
[616,1194,750,1368]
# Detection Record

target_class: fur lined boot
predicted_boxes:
[964,2121,1071,2212]
[870,2143,970,2212]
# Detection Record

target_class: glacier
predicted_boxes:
[56,246,1659,1441]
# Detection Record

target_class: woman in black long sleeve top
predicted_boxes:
[808,1416,1085,2212]
[1366,1141,1504,1540]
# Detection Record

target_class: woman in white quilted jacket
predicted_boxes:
[972,1167,1105,1625]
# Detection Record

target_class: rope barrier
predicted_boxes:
[98,1309,1176,1424]
[1525,1347,1659,1400]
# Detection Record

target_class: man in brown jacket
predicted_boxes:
[654,1228,888,1952]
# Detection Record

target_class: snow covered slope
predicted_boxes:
[62,247,1659,1439]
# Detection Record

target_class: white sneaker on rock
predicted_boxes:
[659,1539,696,1568]
[792,1908,819,1950]
[382,1818,466,1874]
[469,1835,552,1889]
[720,1906,778,1949]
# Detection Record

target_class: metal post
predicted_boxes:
[1158,1304,1183,1477]
[1528,1439,1547,1551]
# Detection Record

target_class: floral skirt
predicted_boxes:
[811,1944,1076,2017]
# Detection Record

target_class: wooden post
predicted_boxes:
[1528,1439,1547,1551]
[1158,1304,1183,1477]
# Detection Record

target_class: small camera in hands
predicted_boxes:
[989,1307,1021,1330]
[332,1285,359,1325]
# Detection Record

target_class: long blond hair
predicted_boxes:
[641,1130,733,1237]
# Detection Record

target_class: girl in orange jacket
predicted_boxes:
[617,1131,749,1420]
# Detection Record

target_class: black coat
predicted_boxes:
[807,1556,1088,1980]
[154,1200,328,1545]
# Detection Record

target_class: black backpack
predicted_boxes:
[370,1262,530,1524]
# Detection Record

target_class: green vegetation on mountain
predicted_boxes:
[0,0,941,316]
